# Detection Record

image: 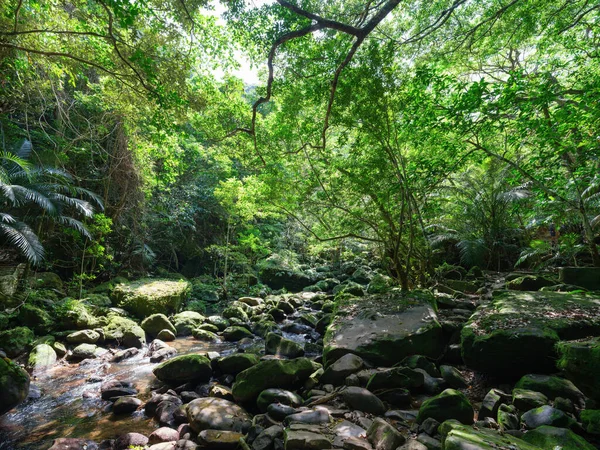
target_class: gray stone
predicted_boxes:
[439,365,468,389]
[187,397,252,432]
[265,333,304,358]
[284,430,330,450]
[112,396,142,414]
[284,408,331,425]
[521,405,575,429]
[197,429,244,449]
[157,329,176,341]
[366,418,406,450]
[342,387,386,415]
[257,388,303,413]
[148,427,179,445]
[512,389,549,411]
[66,330,100,344]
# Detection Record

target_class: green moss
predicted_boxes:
[153,354,212,384]
[557,338,600,401]
[0,326,35,357]
[417,389,474,425]
[112,278,191,319]
[17,304,54,334]
[581,410,600,435]
[521,425,595,449]
[444,424,541,450]
[0,357,30,415]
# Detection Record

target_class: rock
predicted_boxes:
[507,275,556,291]
[101,381,137,400]
[187,397,252,432]
[115,432,149,450]
[265,333,304,358]
[521,425,595,449]
[253,425,284,450]
[219,353,260,375]
[145,393,182,416]
[148,427,180,444]
[512,389,548,411]
[239,296,263,306]
[559,267,600,290]
[47,438,98,450]
[197,429,243,449]
[402,355,440,377]
[321,353,365,385]
[209,385,234,401]
[515,374,585,407]
[112,278,191,318]
[419,418,440,436]
[283,429,330,450]
[267,403,300,421]
[557,337,600,402]
[497,404,519,431]
[416,433,441,449]
[17,304,54,334]
[334,420,367,439]
[417,389,473,425]
[478,389,509,420]
[461,291,600,377]
[206,315,230,331]
[323,292,444,366]
[439,366,467,389]
[172,311,205,336]
[442,423,539,450]
[366,367,424,391]
[149,340,177,363]
[367,274,392,294]
[257,388,304,413]
[342,386,386,415]
[103,315,146,348]
[232,358,317,402]
[66,329,100,344]
[284,408,331,425]
[259,255,315,292]
[157,329,176,341]
[521,405,575,429]
[142,314,177,337]
[52,341,67,357]
[223,326,253,341]
[153,354,212,384]
[366,418,406,450]
[112,396,142,414]
[0,326,34,357]
[344,437,373,450]
[192,328,220,342]
[68,343,99,361]
[27,343,57,373]
[581,410,600,435]
[397,441,427,450]
[0,357,30,415]
[223,306,249,322]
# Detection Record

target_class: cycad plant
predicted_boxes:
[0,139,103,265]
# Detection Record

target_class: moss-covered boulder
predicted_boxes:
[17,304,54,334]
[90,276,128,294]
[581,410,600,435]
[367,274,393,294]
[559,267,600,291]
[323,291,444,366]
[141,313,176,337]
[514,374,585,407]
[192,328,220,342]
[557,337,600,402]
[461,291,600,377]
[442,423,541,450]
[258,254,315,291]
[417,389,474,425]
[222,326,253,342]
[232,357,317,403]
[521,425,595,449]
[153,354,212,384]
[55,298,99,330]
[265,332,304,358]
[0,264,25,308]
[521,405,576,429]
[0,326,34,357]
[29,272,63,290]
[222,306,249,322]
[103,315,146,348]
[507,275,556,291]
[112,278,191,318]
[0,357,30,416]
[187,397,252,433]
[172,311,205,336]
[28,344,57,373]
[218,353,260,375]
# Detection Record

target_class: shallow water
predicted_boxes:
[0,337,238,450]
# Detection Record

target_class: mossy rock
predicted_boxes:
[54,298,99,330]
[443,423,541,450]
[461,291,600,377]
[218,353,260,375]
[507,275,556,291]
[514,374,585,407]
[417,388,474,425]
[521,425,596,449]
[89,276,128,294]
[141,313,176,337]
[112,278,191,319]
[0,326,35,357]
[258,253,315,291]
[17,304,54,334]
[557,337,600,402]
[172,311,205,336]
[192,328,220,342]
[232,357,318,403]
[332,281,365,297]
[581,410,600,435]
[28,272,63,290]
[103,315,146,348]
[222,306,249,322]
[559,267,600,291]
[323,291,443,367]
[153,354,212,384]
[253,320,278,338]
[222,326,253,342]
[82,294,112,307]
[0,357,30,416]
[367,273,393,294]
[265,332,304,358]
[27,344,57,373]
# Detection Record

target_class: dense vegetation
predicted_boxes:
[0,0,599,295]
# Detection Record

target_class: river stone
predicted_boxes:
[112,278,191,318]
[141,313,177,337]
[112,396,142,414]
[223,326,253,341]
[439,365,468,389]
[232,357,317,402]
[284,408,331,425]
[253,425,284,450]
[148,427,180,444]
[323,292,444,366]
[69,343,98,360]
[66,329,100,345]
[0,357,30,415]
[207,315,230,331]
[512,388,548,411]
[366,418,406,450]
[115,432,149,450]
[417,389,473,425]
[198,429,243,449]
[156,329,176,341]
[557,337,600,401]
[284,429,331,450]
[265,332,304,358]
[321,353,365,385]
[0,326,34,357]
[219,353,260,375]
[153,354,212,384]
[239,296,263,306]
[172,311,205,336]
[192,328,220,342]
[27,343,57,373]
[478,389,509,420]
[497,404,519,431]
[461,291,600,377]
[402,355,441,378]
[515,374,585,407]
[223,306,249,322]
[268,403,301,421]
[342,386,386,415]
[209,384,234,401]
[521,425,595,449]
[103,315,146,348]
[186,397,252,432]
[521,405,575,429]
[47,439,98,450]
[257,388,304,413]
[101,380,137,400]
[366,367,424,391]
[442,423,540,450]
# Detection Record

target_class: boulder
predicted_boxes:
[206,315,230,331]
[66,329,100,344]
[366,367,424,391]
[284,429,331,450]
[559,267,600,290]
[461,291,600,377]
[115,432,149,450]
[512,389,548,411]
[218,353,260,375]
[321,353,365,385]
[284,408,331,425]
[239,296,263,306]
[192,329,220,342]
[172,311,205,336]
[416,389,473,425]
[103,315,146,348]
[439,365,468,389]
[521,425,595,449]
[442,423,540,450]
[521,405,575,429]
[514,374,585,407]
[17,304,54,334]
[48,439,98,450]
[581,410,600,435]
[68,343,99,361]
[557,337,600,401]
[153,354,212,384]
[29,272,63,290]
[323,292,444,366]
[507,275,556,291]
[112,396,142,414]
[257,388,304,413]
[148,427,179,444]
[156,329,176,341]
[112,278,191,318]
[0,357,30,415]
[197,430,244,449]
[186,397,252,432]
[223,306,249,322]
[259,255,315,292]
[27,343,57,373]
[0,326,34,357]
[342,387,386,415]
[141,314,177,337]
[366,418,406,450]
[222,326,253,341]
[232,358,317,402]
[265,333,304,358]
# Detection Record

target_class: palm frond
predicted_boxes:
[0,213,16,224]
[11,185,57,214]
[49,193,94,217]
[0,182,16,204]
[56,216,91,239]
[0,151,31,172]
[457,238,487,267]
[13,139,32,159]
[0,221,44,265]
[582,178,600,200]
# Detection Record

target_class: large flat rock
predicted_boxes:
[112,278,191,318]
[323,292,444,366]
[461,291,600,377]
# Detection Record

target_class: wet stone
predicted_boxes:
[148,427,180,445]
[112,396,142,414]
